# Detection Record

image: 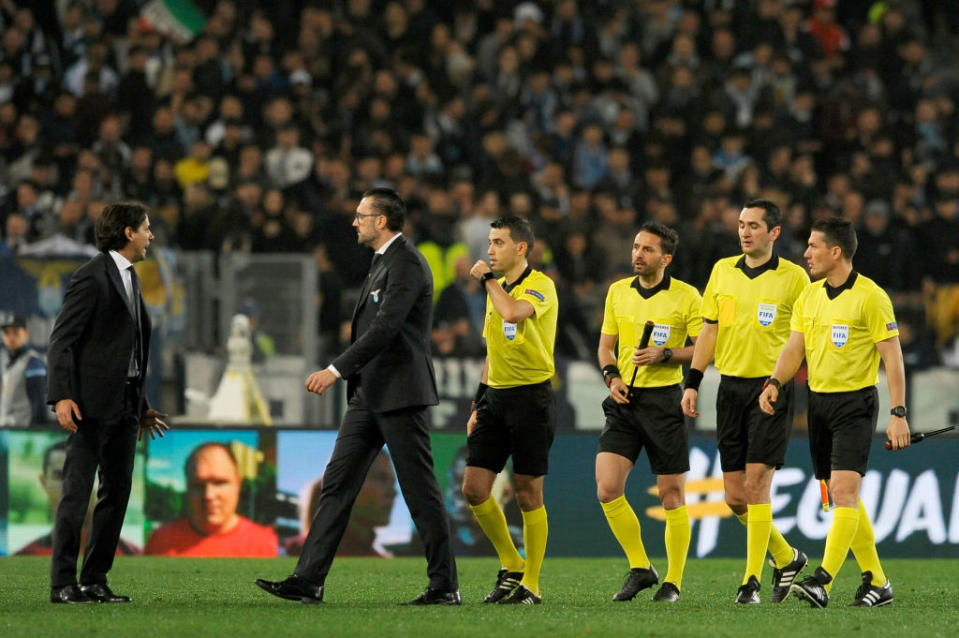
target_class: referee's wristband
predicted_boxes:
[602,364,621,388]
[471,383,489,412]
[684,368,704,391]
[480,271,496,287]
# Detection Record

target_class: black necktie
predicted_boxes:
[128,266,142,377]
[369,253,382,275]
[128,266,141,323]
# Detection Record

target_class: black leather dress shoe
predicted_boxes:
[81,583,131,603]
[255,575,324,604]
[50,584,95,604]
[406,588,462,605]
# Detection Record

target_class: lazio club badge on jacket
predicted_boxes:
[371,289,381,304]
[503,319,517,341]
[757,302,777,327]
[831,323,849,348]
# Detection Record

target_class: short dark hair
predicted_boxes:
[184,442,239,480]
[95,201,149,252]
[743,198,782,230]
[490,215,535,255]
[362,187,405,231]
[812,217,857,259]
[639,220,679,255]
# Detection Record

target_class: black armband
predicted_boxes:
[602,364,621,388]
[684,368,704,391]
[471,383,489,411]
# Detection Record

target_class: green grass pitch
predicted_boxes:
[1,557,957,637]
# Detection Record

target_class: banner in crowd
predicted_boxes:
[139,0,206,43]
[0,253,182,342]
[0,252,186,413]
[1,430,956,558]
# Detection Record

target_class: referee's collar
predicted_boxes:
[734,253,779,279]
[824,270,858,299]
[503,265,533,293]
[631,274,671,299]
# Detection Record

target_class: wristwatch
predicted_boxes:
[480,271,496,286]
[662,348,673,363]
[890,406,907,418]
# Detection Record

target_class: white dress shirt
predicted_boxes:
[108,250,135,307]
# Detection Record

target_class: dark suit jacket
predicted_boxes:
[332,235,438,413]
[46,252,151,421]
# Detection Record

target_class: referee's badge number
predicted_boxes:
[652,323,671,346]
[831,323,849,348]
[757,302,777,327]
[503,320,517,341]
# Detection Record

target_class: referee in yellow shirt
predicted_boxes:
[759,217,910,608]
[596,221,702,603]
[681,200,810,604]
[461,215,558,605]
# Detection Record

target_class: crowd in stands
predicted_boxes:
[1,0,957,367]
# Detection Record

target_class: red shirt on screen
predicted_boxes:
[144,517,278,557]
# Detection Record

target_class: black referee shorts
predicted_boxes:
[716,375,793,472]
[598,384,689,475]
[807,387,878,479]
[467,381,555,476]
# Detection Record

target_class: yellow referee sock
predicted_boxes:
[520,506,548,595]
[849,499,887,585]
[821,506,860,593]
[470,497,524,572]
[744,503,772,584]
[736,510,794,568]
[601,495,651,569]
[664,506,690,590]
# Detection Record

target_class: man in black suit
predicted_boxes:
[46,201,168,604]
[256,187,459,605]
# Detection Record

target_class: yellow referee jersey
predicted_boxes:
[701,254,809,378]
[790,271,899,393]
[601,274,703,388]
[484,267,558,388]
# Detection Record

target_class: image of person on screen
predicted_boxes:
[16,440,140,556]
[285,450,397,557]
[145,442,277,557]
[444,446,522,557]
